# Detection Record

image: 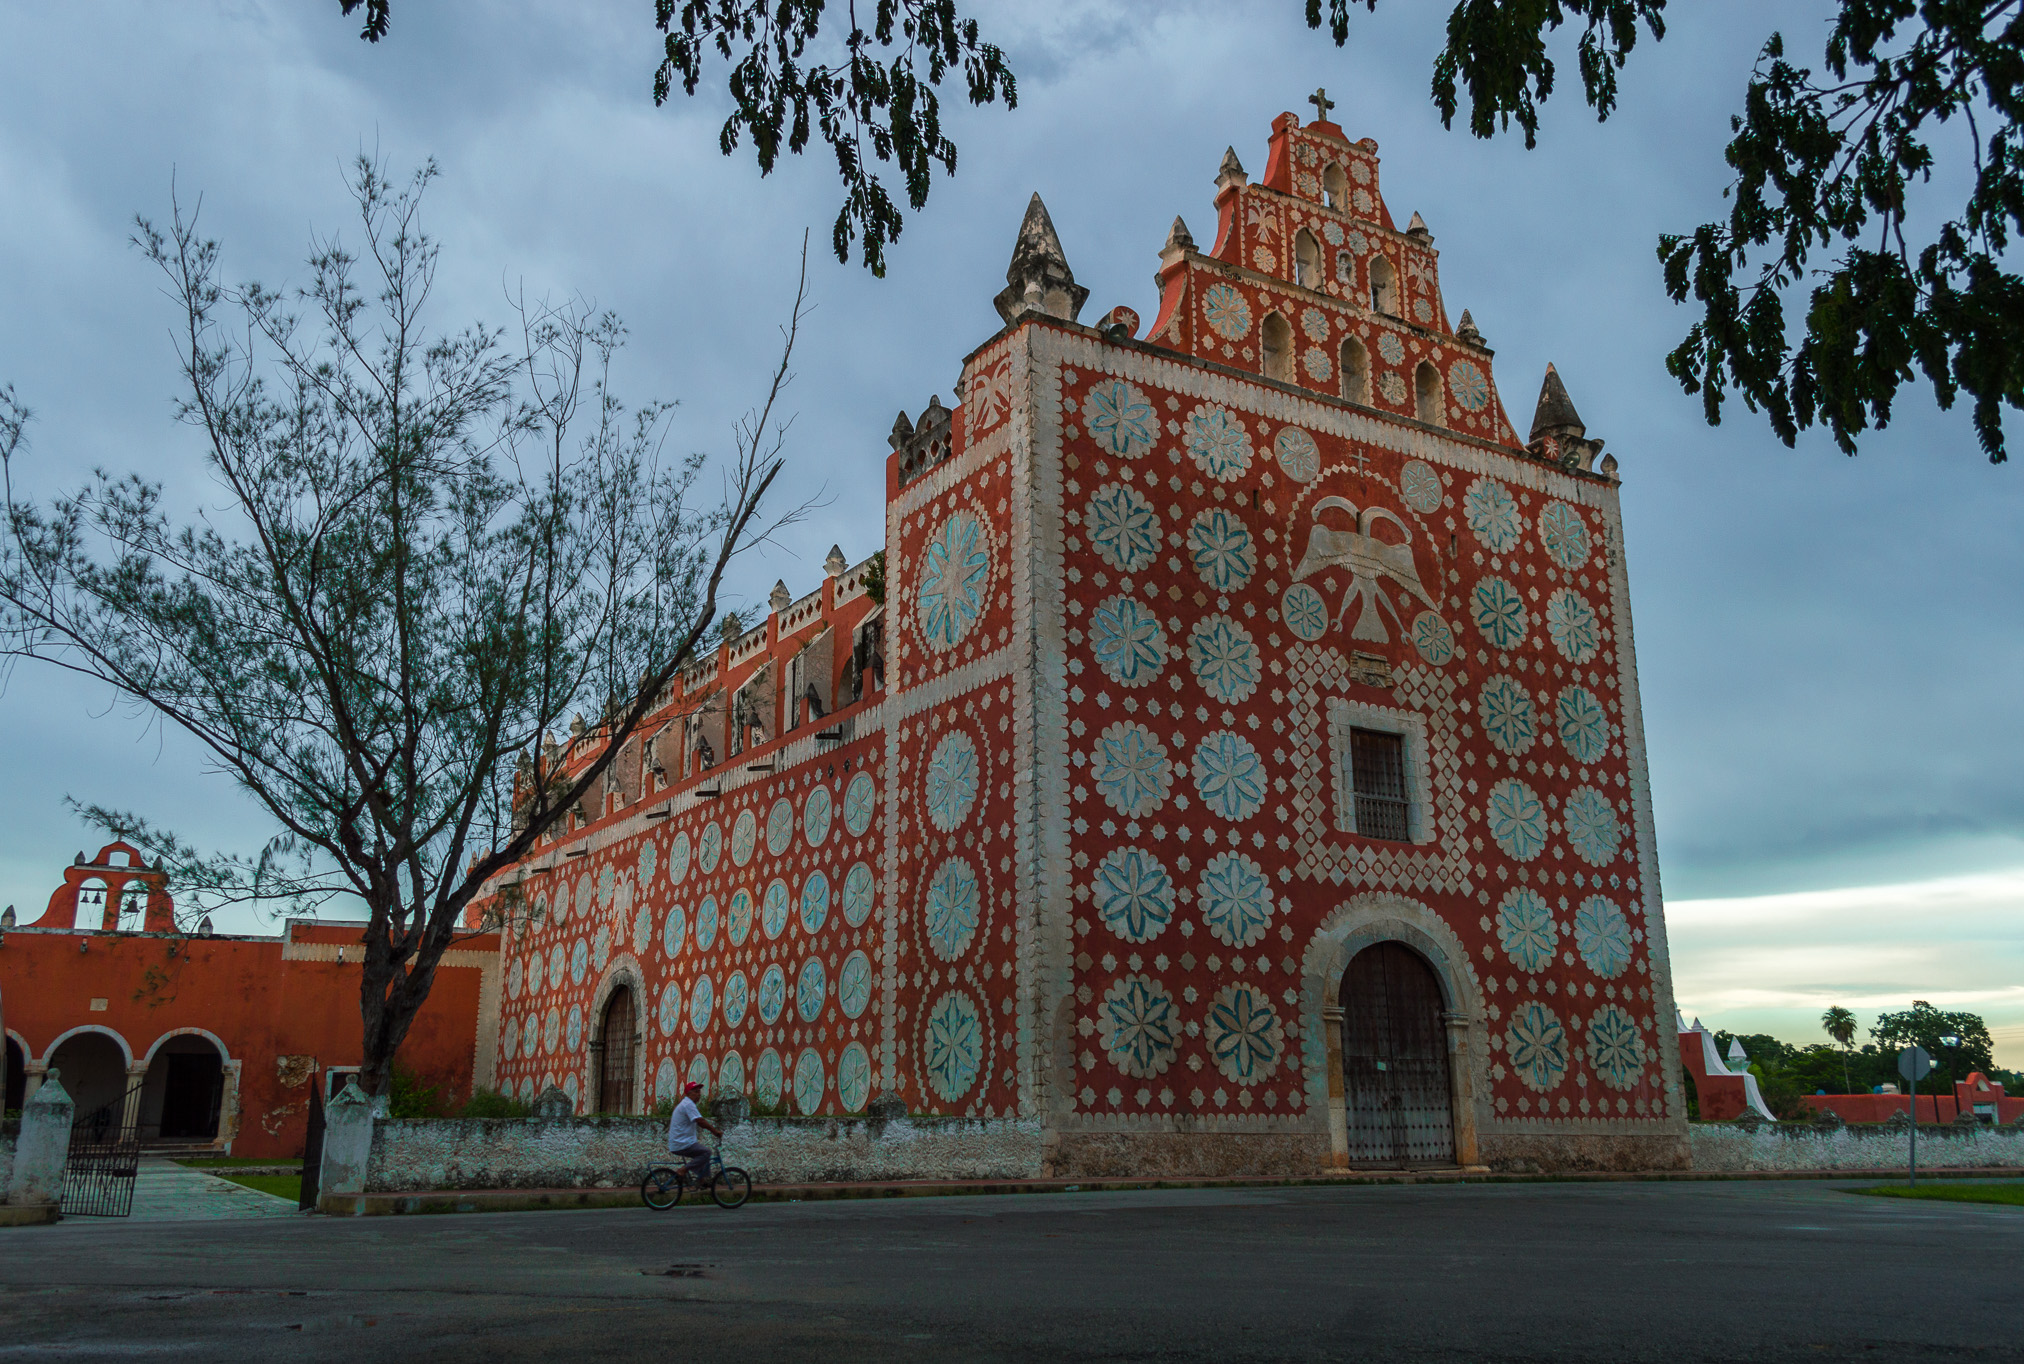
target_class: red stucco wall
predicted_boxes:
[1,919,495,1159]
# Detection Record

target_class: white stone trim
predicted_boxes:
[1297,891,1490,1161]
[1602,481,1688,1127]
[1324,695,1433,843]
[139,1026,234,1064]
[38,1024,134,1068]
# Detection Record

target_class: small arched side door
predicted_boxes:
[597,987,638,1115]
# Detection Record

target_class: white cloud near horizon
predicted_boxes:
[1668,871,2024,1066]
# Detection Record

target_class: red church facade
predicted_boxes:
[481,104,1689,1174]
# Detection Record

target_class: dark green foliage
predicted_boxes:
[1315,2,2023,462]
[1659,5,2024,461]
[862,549,886,606]
[1873,999,1996,1081]
[340,2,1015,277]
[338,0,389,41]
[652,2,1017,277]
[1713,1004,2012,1103]
[1306,1,1667,146]
[735,1090,792,1119]
[386,1066,444,1119]
[460,1087,535,1119]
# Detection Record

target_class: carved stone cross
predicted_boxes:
[1308,88,1335,123]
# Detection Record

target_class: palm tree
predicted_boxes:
[1821,1007,1858,1093]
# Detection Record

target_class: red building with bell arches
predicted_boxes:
[1,842,497,1159]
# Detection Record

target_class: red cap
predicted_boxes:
[684,1080,704,1092]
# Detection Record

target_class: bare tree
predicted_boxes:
[0,157,809,1096]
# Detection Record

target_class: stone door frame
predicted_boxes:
[1300,892,1487,1167]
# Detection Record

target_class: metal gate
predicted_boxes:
[1341,942,1455,1166]
[297,1076,326,1211]
[63,1082,144,1217]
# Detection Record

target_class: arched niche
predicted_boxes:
[1340,336,1371,405]
[1368,256,1398,316]
[1293,228,1322,291]
[1261,311,1294,383]
[1415,361,1444,426]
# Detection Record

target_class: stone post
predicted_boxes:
[1444,1011,1482,1167]
[1321,1005,1349,1167]
[120,1063,148,1135]
[8,1068,74,1214]
[316,1078,376,1211]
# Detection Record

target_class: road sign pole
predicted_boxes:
[1897,1046,1932,1188]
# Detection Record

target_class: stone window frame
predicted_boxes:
[1325,695,1434,845]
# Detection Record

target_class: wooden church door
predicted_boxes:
[597,987,638,1115]
[1340,942,1456,1166]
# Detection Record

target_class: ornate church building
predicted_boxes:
[484,102,1689,1173]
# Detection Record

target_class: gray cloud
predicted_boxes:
[2,3,2019,971]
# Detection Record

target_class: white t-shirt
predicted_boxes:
[667,1096,703,1149]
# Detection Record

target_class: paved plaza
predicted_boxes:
[2,1180,2019,1361]
[120,1159,302,1222]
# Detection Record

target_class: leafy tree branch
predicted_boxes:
[0,158,814,1093]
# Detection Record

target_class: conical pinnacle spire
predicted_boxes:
[1529,363,1586,443]
[994,193,1089,325]
[1216,145,1248,193]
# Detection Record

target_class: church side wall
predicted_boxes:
[878,359,1029,1121]
[491,722,888,1117]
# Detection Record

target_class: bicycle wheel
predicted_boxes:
[641,1166,685,1210]
[711,1166,752,1209]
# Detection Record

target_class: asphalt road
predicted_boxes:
[2,1180,2019,1362]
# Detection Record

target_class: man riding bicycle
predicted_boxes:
[666,1080,722,1182]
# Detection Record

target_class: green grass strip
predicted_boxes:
[1851,1182,2024,1206]
[217,1173,303,1202]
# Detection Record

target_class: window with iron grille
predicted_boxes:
[1349,727,1409,842]
[1325,698,1428,843]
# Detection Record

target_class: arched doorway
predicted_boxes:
[596,987,638,1115]
[139,1035,225,1143]
[1340,942,1455,1166]
[47,1031,131,1130]
[4,1036,25,1113]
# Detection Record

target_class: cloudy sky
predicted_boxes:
[2,3,2018,1064]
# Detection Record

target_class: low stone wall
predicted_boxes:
[365,1113,1045,1192]
[1483,1133,1692,1174]
[1690,1123,2024,1173]
[0,1132,14,1200]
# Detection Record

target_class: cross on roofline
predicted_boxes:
[1308,88,1335,123]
